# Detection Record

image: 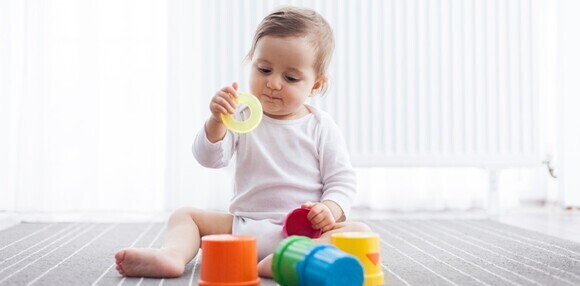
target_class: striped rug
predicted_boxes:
[1,220,579,285]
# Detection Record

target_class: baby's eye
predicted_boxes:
[285,76,299,82]
[258,67,271,74]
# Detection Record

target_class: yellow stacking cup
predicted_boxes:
[220,92,263,134]
[331,232,384,286]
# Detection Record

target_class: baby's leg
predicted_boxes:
[115,207,233,278]
[257,221,371,278]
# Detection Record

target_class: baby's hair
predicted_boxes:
[246,6,335,96]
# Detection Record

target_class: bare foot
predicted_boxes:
[115,248,185,278]
[257,254,273,278]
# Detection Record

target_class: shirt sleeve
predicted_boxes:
[318,116,357,220]
[192,124,238,168]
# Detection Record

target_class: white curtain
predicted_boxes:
[0,0,555,213]
[0,0,236,213]
[0,0,168,212]
[164,0,235,212]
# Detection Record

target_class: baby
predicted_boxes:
[114,6,370,279]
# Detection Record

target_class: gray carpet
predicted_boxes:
[1,220,580,286]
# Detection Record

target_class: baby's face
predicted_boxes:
[249,36,320,120]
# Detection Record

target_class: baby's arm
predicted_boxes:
[317,114,357,221]
[192,82,240,168]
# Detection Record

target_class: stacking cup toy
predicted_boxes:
[331,232,384,286]
[272,236,364,286]
[297,244,364,286]
[198,235,260,286]
[282,208,322,238]
[272,236,315,286]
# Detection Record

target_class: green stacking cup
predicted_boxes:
[272,236,315,286]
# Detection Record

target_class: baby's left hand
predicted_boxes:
[301,202,336,233]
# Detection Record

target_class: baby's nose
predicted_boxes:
[266,78,282,90]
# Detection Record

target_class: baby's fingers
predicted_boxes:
[312,218,332,230]
[210,101,230,116]
[213,99,233,115]
[220,91,238,109]
[306,204,325,220]
[309,211,326,225]
[221,85,238,99]
[215,92,237,114]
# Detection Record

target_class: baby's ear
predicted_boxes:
[310,76,326,96]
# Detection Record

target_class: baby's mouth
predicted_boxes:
[263,94,281,101]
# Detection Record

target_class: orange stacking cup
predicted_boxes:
[198,235,260,286]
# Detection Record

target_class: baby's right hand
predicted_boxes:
[209,82,239,123]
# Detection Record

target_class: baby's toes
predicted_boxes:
[116,264,126,276]
[115,250,126,264]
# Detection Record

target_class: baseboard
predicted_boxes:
[0,212,21,231]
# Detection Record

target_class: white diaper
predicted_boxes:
[232,216,285,260]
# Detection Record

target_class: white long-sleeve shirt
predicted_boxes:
[193,105,357,223]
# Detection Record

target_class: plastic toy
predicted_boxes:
[331,232,384,286]
[198,234,260,286]
[272,236,314,285]
[272,236,364,286]
[282,207,322,238]
[221,92,263,133]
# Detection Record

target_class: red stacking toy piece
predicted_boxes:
[282,208,322,238]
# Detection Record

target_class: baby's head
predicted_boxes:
[247,6,335,120]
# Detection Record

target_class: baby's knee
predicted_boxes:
[344,221,372,233]
[168,207,202,223]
